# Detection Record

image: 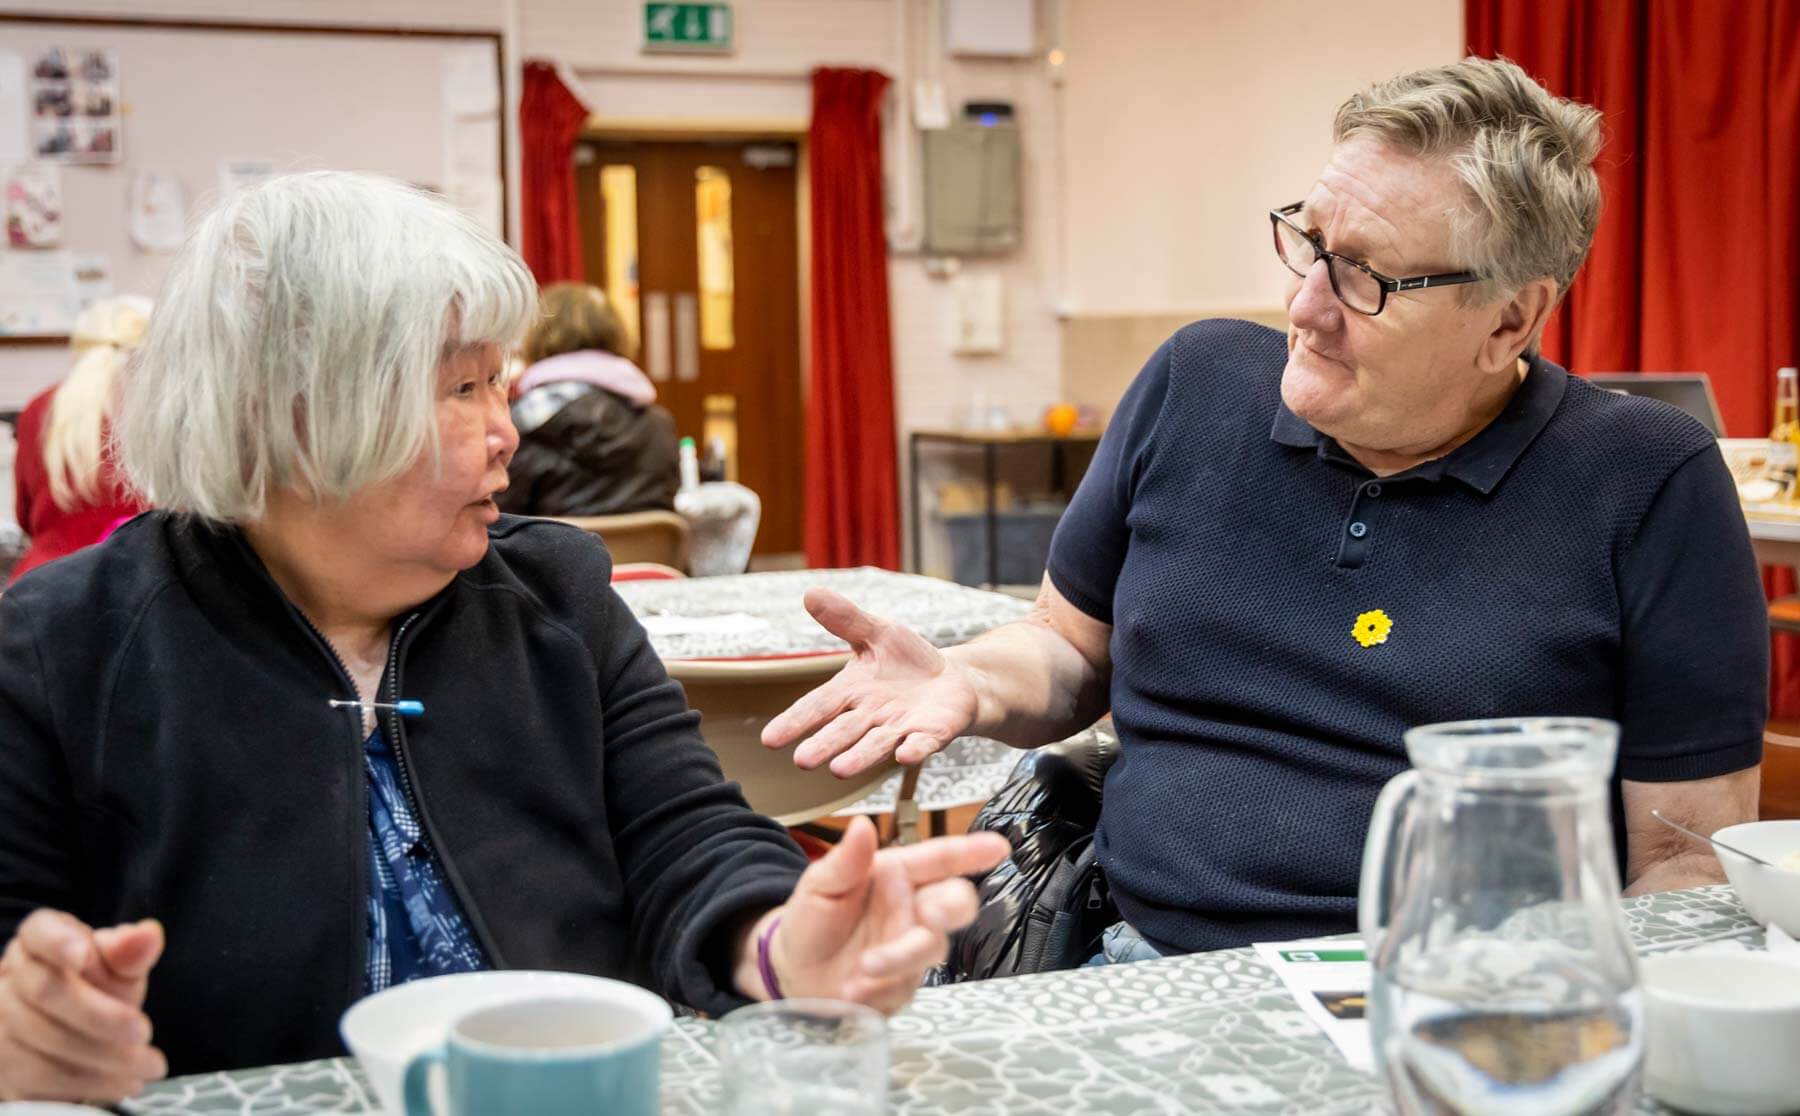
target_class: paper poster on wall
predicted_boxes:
[441,44,500,117]
[70,253,112,307]
[446,115,499,182]
[30,47,121,165]
[5,163,62,248]
[129,170,187,251]
[445,178,502,239]
[0,248,79,336]
[0,52,28,164]
[219,158,275,198]
[441,45,501,237]
[443,116,501,236]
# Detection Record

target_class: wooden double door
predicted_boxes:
[575,138,804,557]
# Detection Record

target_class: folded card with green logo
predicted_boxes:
[1252,938,1372,1072]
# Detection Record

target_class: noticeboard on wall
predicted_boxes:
[0,14,507,344]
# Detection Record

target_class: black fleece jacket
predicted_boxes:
[0,512,806,1074]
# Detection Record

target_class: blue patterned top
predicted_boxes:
[363,729,489,992]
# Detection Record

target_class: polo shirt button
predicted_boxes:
[1366,483,1383,497]
[1349,521,1369,538]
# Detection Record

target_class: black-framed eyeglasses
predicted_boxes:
[1270,201,1484,316]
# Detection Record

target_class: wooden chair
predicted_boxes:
[1763,724,1800,820]
[665,653,909,827]
[1763,600,1800,817]
[553,510,689,572]
[610,562,687,583]
[1769,596,1800,635]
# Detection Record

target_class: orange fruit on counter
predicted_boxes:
[1044,402,1079,437]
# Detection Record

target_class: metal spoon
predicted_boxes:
[1651,809,1775,868]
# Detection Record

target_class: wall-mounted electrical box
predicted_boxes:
[922,108,1021,255]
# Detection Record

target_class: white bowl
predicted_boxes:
[1713,819,1800,937]
[1642,952,1800,1115]
[339,971,671,1114]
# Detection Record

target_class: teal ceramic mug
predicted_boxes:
[402,991,671,1116]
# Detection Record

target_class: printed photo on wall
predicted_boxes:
[29,47,121,164]
[129,170,186,252]
[4,163,63,248]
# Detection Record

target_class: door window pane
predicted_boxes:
[599,165,641,353]
[695,166,735,350]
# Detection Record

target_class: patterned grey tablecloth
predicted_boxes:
[614,568,1033,660]
[616,568,1035,815]
[126,886,1768,1115]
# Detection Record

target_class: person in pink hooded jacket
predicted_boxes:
[499,283,678,517]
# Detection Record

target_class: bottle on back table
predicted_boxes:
[1771,367,1798,499]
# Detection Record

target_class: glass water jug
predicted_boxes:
[1359,718,1644,1115]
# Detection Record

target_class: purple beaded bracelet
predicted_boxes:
[756,914,785,1000]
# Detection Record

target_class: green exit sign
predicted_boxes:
[644,3,733,54]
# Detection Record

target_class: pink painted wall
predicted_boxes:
[1061,0,1465,316]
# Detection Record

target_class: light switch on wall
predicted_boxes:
[913,81,949,130]
[949,273,1005,355]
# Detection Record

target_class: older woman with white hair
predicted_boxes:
[7,296,152,584]
[0,172,1005,1104]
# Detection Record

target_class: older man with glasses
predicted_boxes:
[765,57,1767,963]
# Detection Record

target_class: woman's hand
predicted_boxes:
[761,589,984,778]
[0,909,167,1102]
[737,817,1009,1014]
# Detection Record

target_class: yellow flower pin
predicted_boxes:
[1352,609,1393,648]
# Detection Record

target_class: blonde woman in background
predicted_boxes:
[8,296,151,584]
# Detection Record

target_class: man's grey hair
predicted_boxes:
[1334,56,1603,327]
[116,171,536,523]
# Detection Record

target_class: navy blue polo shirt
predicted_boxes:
[1048,319,1767,955]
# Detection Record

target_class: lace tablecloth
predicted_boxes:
[616,568,1035,814]
[614,567,1034,659]
[126,885,1770,1115]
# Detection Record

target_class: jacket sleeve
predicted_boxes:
[12,398,45,539]
[1045,337,1174,623]
[588,579,808,1015]
[1613,445,1767,781]
[0,592,80,945]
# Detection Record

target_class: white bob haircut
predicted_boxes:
[116,171,537,524]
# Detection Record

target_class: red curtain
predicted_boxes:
[519,61,589,285]
[1467,1,1800,715]
[804,68,900,569]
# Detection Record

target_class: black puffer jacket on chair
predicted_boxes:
[499,382,679,517]
[928,724,1120,984]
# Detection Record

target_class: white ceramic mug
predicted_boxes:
[340,971,669,1114]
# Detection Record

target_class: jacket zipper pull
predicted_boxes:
[327,698,425,717]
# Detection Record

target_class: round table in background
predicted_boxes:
[616,568,1036,817]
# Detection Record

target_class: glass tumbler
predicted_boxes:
[716,998,887,1116]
